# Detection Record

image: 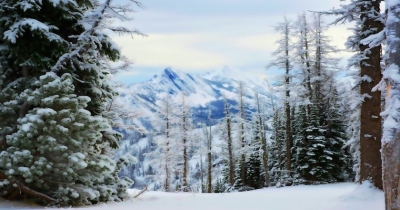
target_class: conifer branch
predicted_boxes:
[0,171,57,204]
[51,0,143,73]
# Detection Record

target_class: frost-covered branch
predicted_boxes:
[51,0,143,73]
[0,171,57,204]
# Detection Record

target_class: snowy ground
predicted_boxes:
[0,183,383,210]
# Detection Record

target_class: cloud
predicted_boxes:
[113,33,228,71]
[110,0,354,85]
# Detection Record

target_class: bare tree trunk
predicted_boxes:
[182,114,188,192]
[359,0,383,190]
[284,22,292,173]
[238,82,246,185]
[200,154,204,193]
[207,115,212,193]
[163,95,171,191]
[165,131,170,191]
[382,1,400,209]
[165,144,170,192]
[256,94,270,187]
[300,13,312,115]
[314,13,322,111]
[224,96,235,186]
[177,93,189,192]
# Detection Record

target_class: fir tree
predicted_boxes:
[0,0,140,205]
[323,88,351,182]
[302,102,328,183]
[0,73,136,205]
[268,109,286,186]
[245,116,263,189]
[293,105,308,184]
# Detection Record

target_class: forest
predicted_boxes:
[0,0,400,210]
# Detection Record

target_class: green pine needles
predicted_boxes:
[0,0,139,206]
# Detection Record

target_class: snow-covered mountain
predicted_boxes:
[116,66,273,128]
[115,67,275,189]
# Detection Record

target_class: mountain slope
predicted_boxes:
[117,66,273,127]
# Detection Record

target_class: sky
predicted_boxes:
[111,0,353,85]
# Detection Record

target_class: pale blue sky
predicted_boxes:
[111,0,351,85]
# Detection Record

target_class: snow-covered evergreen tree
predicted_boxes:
[244,114,264,190]
[148,94,177,192]
[176,93,192,192]
[293,105,308,185]
[220,95,235,188]
[268,109,287,186]
[254,93,270,187]
[0,73,136,205]
[323,88,351,182]
[325,0,385,189]
[0,0,140,205]
[301,102,327,183]
[269,17,294,175]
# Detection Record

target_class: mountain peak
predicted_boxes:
[163,67,178,80]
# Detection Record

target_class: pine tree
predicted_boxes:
[293,12,313,115]
[0,73,136,205]
[302,102,327,183]
[293,105,308,184]
[255,93,270,187]
[177,92,192,192]
[236,81,249,187]
[325,0,384,190]
[222,95,235,187]
[323,88,351,182]
[150,94,176,192]
[0,0,140,205]
[245,115,264,189]
[268,109,286,186]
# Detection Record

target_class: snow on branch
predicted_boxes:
[0,170,57,204]
[51,0,144,73]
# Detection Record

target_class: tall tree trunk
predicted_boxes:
[181,94,189,192]
[164,97,171,192]
[256,94,270,187]
[298,13,312,116]
[359,0,383,190]
[314,13,322,111]
[382,1,400,209]
[238,82,246,185]
[200,154,204,193]
[304,17,312,116]
[207,116,212,193]
[224,96,235,186]
[284,22,292,173]
[165,129,170,191]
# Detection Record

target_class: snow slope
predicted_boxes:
[0,183,383,210]
[116,66,274,129]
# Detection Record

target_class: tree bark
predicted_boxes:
[359,0,383,190]
[382,1,400,209]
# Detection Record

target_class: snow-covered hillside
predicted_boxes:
[114,67,276,189]
[115,66,274,128]
[0,183,383,210]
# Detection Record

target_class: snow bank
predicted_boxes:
[0,183,383,210]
